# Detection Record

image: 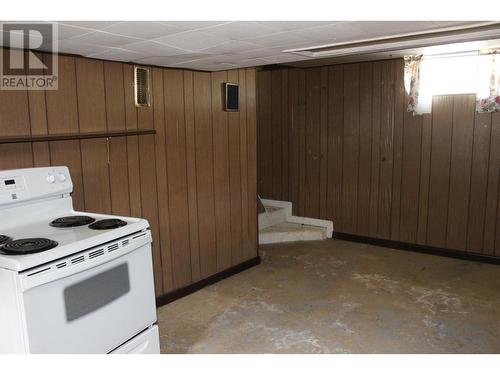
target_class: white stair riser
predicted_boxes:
[259,229,327,244]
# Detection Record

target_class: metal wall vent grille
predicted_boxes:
[134,66,150,107]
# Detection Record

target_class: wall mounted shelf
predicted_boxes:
[0,129,156,144]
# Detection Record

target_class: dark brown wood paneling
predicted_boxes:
[103,61,130,217]
[297,69,307,216]
[256,58,499,257]
[305,68,322,218]
[484,112,500,254]
[123,64,142,218]
[164,69,191,288]
[416,113,432,245]
[227,69,243,265]
[467,112,492,252]
[288,69,300,215]
[427,95,454,247]
[0,64,32,171]
[152,67,173,293]
[27,53,50,167]
[0,48,258,300]
[357,63,373,235]
[377,60,395,239]
[211,71,232,272]
[326,65,343,228]
[257,70,273,199]
[446,94,475,250]
[399,96,422,243]
[341,64,360,233]
[271,70,283,200]
[246,68,258,261]
[136,80,163,296]
[75,57,111,214]
[369,62,382,237]
[45,55,85,210]
[282,69,290,203]
[183,70,201,282]
[390,59,404,241]
[193,71,218,277]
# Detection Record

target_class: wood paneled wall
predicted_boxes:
[0,51,258,297]
[257,59,500,256]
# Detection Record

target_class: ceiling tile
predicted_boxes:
[201,21,280,40]
[153,30,230,51]
[100,21,188,39]
[122,40,190,56]
[69,30,142,47]
[234,47,284,58]
[133,53,213,66]
[87,47,147,61]
[157,21,232,31]
[57,21,119,30]
[245,30,315,48]
[257,21,340,32]
[57,39,109,55]
[201,40,262,54]
[56,23,94,40]
[294,22,365,44]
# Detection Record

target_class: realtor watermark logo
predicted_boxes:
[1,22,58,90]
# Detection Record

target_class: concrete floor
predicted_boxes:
[157,239,500,353]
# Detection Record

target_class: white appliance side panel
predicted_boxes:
[22,244,157,353]
[0,268,27,353]
[110,325,160,354]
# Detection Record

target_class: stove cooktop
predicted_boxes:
[0,209,147,271]
[50,215,96,228]
[0,235,12,245]
[0,238,58,255]
[0,216,129,256]
[89,219,128,230]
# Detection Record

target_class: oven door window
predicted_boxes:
[64,263,130,322]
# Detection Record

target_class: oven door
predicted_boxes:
[20,242,157,353]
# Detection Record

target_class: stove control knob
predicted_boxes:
[46,174,56,184]
[57,173,67,182]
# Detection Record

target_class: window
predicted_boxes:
[405,50,500,114]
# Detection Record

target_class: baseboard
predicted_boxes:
[156,256,261,307]
[332,232,500,265]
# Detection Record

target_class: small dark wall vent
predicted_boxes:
[223,82,239,112]
[134,66,150,107]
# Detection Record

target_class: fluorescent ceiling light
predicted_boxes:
[285,22,500,58]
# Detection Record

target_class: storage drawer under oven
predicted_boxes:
[21,243,157,353]
[110,325,160,354]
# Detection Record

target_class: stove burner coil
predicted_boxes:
[88,219,128,230]
[0,238,58,255]
[0,235,12,245]
[50,216,96,228]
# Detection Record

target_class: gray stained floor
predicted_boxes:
[157,239,500,353]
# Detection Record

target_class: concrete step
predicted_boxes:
[259,222,328,244]
[258,198,334,244]
[258,199,291,230]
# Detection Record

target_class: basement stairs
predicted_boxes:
[258,198,333,244]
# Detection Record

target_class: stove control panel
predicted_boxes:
[0,166,73,206]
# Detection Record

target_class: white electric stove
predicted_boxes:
[0,166,160,354]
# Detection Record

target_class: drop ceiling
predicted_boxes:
[0,21,497,71]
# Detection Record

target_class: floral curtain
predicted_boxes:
[476,51,500,113]
[404,55,422,114]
